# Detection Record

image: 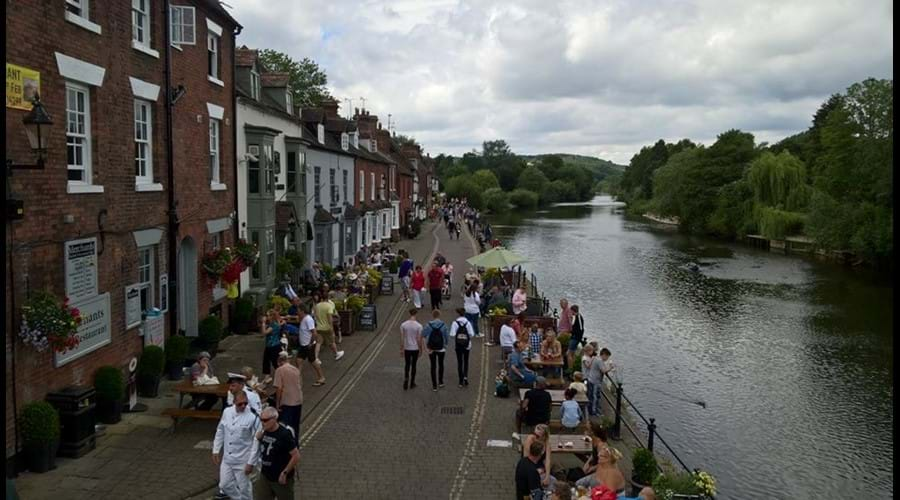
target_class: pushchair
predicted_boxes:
[441,273,452,299]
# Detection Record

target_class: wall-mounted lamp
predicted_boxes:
[8,95,53,170]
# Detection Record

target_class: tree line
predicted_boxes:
[608,78,892,264]
[434,141,598,212]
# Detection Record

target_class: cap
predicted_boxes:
[197,351,211,360]
[278,351,290,360]
[226,372,246,383]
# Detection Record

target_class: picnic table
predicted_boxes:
[174,379,229,409]
[518,388,589,423]
[548,434,593,454]
[524,355,564,380]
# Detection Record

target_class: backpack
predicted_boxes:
[426,322,444,351]
[454,319,470,350]
[495,381,510,398]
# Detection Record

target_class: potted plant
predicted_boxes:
[387,258,400,274]
[20,401,60,473]
[164,335,190,380]
[346,294,366,329]
[94,366,125,424]
[267,295,292,314]
[137,345,165,397]
[202,247,233,282]
[231,296,254,335]
[199,315,224,355]
[335,298,356,337]
[630,448,660,496]
[234,239,260,269]
[18,291,82,353]
[652,469,716,500]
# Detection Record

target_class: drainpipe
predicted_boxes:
[232,24,242,248]
[164,0,179,338]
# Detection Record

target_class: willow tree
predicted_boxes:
[746,151,810,239]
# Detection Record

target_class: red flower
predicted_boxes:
[590,486,617,500]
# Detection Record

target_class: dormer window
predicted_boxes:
[341,133,349,151]
[351,132,358,149]
[285,90,293,115]
[317,124,325,144]
[250,66,260,100]
[369,139,377,153]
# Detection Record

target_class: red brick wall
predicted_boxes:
[5,1,170,460]
[354,158,390,208]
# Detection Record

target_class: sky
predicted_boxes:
[228,0,893,165]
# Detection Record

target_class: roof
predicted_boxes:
[261,73,290,88]
[236,47,258,67]
[313,207,337,224]
[204,0,242,30]
[325,119,356,133]
[301,109,325,123]
[275,202,295,231]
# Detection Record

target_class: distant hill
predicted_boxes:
[520,153,626,181]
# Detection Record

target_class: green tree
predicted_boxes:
[747,151,810,211]
[537,155,564,181]
[460,151,484,172]
[443,164,469,180]
[258,49,332,107]
[483,188,510,213]
[545,179,577,203]
[494,156,526,191]
[472,169,500,191]
[508,189,540,209]
[393,134,420,148]
[444,176,483,209]
[517,166,549,194]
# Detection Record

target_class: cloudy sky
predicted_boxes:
[229,0,893,164]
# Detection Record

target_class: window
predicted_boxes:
[250,66,261,100]
[299,152,307,192]
[266,230,275,277]
[137,246,155,312]
[264,145,274,194]
[169,5,196,45]
[359,171,365,202]
[248,145,260,194]
[287,152,297,193]
[207,33,219,79]
[370,139,377,153]
[211,231,222,250]
[134,100,153,183]
[317,124,324,144]
[370,173,375,201]
[67,0,87,16]
[329,168,337,206]
[314,167,321,205]
[66,82,92,184]
[342,170,348,203]
[209,118,220,183]
[250,231,261,280]
[379,174,385,201]
[286,90,293,115]
[132,0,150,46]
[341,133,349,150]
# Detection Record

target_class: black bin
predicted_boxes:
[46,386,96,458]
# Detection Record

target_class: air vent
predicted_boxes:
[440,406,464,415]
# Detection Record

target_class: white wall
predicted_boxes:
[304,146,355,267]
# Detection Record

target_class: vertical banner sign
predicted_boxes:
[65,238,98,303]
[159,274,169,312]
[143,312,165,348]
[6,63,40,110]
[54,293,112,367]
[125,285,142,329]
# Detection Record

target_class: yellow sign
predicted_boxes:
[6,63,40,110]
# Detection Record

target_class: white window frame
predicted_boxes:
[65,0,102,34]
[169,5,196,45]
[66,0,87,17]
[250,66,261,100]
[207,32,220,80]
[341,133,349,151]
[209,118,221,185]
[132,0,150,47]
[359,171,365,202]
[370,172,375,201]
[66,82,92,186]
[286,90,293,115]
[314,167,321,205]
[134,99,153,185]
[137,245,156,312]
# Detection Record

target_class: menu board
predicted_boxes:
[358,304,377,330]
[65,238,98,303]
[380,275,394,295]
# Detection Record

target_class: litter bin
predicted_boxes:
[46,386,96,458]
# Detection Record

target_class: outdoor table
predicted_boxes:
[524,355,564,380]
[548,434,593,454]
[174,379,229,409]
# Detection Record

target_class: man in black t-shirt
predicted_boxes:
[518,377,552,430]
[515,439,545,500]
[254,407,300,500]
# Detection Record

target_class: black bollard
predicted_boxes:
[612,382,623,440]
[647,418,656,452]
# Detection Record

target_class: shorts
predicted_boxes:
[401,276,411,290]
[568,338,581,352]
[319,329,335,346]
[297,342,317,363]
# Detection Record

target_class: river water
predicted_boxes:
[487,195,893,499]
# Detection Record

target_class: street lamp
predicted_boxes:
[9,94,53,170]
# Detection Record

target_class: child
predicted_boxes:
[560,388,582,430]
[568,371,588,397]
[494,369,510,398]
[581,344,600,417]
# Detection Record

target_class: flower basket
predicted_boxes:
[202,248,233,281]
[234,239,260,269]
[18,291,82,353]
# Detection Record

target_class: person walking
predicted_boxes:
[447,218,457,239]
[450,307,475,387]
[225,373,262,413]
[400,308,424,390]
[499,317,517,362]
[411,265,426,309]
[463,283,482,340]
[314,292,345,362]
[293,303,326,386]
[262,310,283,376]
[212,391,260,500]
[273,352,303,444]
[422,309,449,391]
[253,407,300,500]
[398,253,414,303]
[427,262,445,310]
[567,305,585,371]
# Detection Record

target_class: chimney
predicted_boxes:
[321,98,340,119]
[354,110,379,138]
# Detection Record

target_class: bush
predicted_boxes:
[652,471,703,497]
[137,345,165,377]
[233,296,254,324]
[284,249,305,270]
[557,332,571,349]
[267,295,291,313]
[631,448,660,485]
[94,366,125,402]
[509,189,540,209]
[388,258,400,274]
[346,294,367,313]
[198,316,224,347]
[276,257,293,277]
[20,401,60,444]
[165,335,190,364]
[483,188,510,213]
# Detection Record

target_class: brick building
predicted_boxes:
[5,0,239,470]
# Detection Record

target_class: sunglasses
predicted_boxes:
[261,417,274,423]
[235,402,248,408]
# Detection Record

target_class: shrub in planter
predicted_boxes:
[137,345,165,397]
[267,295,291,314]
[630,448,660,495]
[198,316,224,353]
[388,258,399,274]
[20,401,60,473]
[232,296,254,335]
[652,471,705,500]
[165,335,190,380]
[94,366,125,424]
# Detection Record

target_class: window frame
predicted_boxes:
[209,118,221,184]
[370,172,375,201]
[342,170,348,203]
[66,81,92,185]
[314,166,321,205]
[169,5,196,45]
[286,151,297,193]
[207,32,219,79]
[250,66,261,100]
[266,229,275,277]
[250,230,261,280]
[359,171,365,203]
[264,144,274,194]
[137,245,156,312]
[329,168,337,206]
[134,99,153,184]
[66,0,87,17]
[132,0,151,47]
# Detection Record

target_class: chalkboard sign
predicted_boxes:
[380,275,394,295]
[358,304,377,331]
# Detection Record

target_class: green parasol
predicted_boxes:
[466,246,529,269]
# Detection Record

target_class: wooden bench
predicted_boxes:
[548,419,587,432]
[161,408,221,431]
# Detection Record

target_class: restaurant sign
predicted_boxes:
[6,63,40,110]
[54,293,111,367]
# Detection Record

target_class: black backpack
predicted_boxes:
[454,319,470,349]
[426,322,444,351]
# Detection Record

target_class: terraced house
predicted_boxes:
[352,108,397,245]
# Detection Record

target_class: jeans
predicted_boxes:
[455,349,470,385]
[429,351,445,388]
[586,381,600,416]
[464,312,480,336]
[429,288,442,309]
[279,404,302,444]
[404,350,419,384]
[513,370,537,387]
[262,345,281,375]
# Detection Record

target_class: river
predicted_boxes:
[487,195,893,499]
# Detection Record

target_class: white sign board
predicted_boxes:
[54,293,111,367]
[143,312,165,348]
[125,284,142,329]
[64,238,98,303]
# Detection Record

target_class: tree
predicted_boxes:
[509,189,540,209]
[517,166,549,194]
[537,155,564,181]
[393,134,420,148]
[460,151,484,172]
[483,188,510,213]
[494,156,526,191]
[444,176,483,209]
[747,151,810,211]
[472,169,501,192]
[443,164,469,180]
[482,140,513,161]
[258,49,332,107]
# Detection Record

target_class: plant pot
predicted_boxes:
[166,361,185,380]
[23,440,58,473]
[137,375,161,398]
[630,476,651,497]
[96,399,123,425]
[338,310,355,336]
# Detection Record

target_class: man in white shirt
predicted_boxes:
[295,303,326,386]
[499,316,517,362]
[212,391,261,500]
[225,373,261,414]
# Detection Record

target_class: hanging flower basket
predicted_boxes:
[233,239,260,269]
[203,247,234,281]
[19,291,83,353]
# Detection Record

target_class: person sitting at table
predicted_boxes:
[189,351,220,410]
[509,341,538,387]
[528,324,543,357]
[517,377,552,432]
[521,423,555,491]
[515,439,545,500]
[560,388,583,431]
[566,420,608,484]
[568,372,588,398]
[575,436,623,492]
[540,328,562,362]
[226,373,262,414]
